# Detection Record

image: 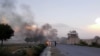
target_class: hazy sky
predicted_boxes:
[17,0,100,39]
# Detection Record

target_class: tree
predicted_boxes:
[79,40,88,46]
[0,24,14,46]
[33,33,45,43]
[24,29,35,43]
[25,37,30,43]
[25,37,34,43]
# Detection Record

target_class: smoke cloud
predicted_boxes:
[0,0,58,43]
[0,0,36,43]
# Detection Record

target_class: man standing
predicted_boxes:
[55,41,57,46]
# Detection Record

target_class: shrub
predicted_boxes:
[0,48,13,56]
[12,49,27,56]
[79,40,88,46]
[90,42,100,48]
[38,44,46,49]
[32,44,46,56]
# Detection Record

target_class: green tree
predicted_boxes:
[79,40,88,46]
[25,37,30,43]
[91,42,98,46]
[25,37,34,43]
[0,24,14,46]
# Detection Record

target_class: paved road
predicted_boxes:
[56,44,100,56]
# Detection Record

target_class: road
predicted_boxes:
[56,44,100,56]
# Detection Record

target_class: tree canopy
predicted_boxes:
[0,24,14,46]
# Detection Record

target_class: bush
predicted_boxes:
[32,44,46,56]
[90,42,100,48]
[0,48,13,56]
[79,40,88,46]
[12,49,27,56]
[38,44,46,49]
[0,44,46,56]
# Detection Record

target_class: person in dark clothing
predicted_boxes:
[55,41,57,46]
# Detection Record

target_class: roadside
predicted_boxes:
[40,46,64,56]
[51,46,65,56]
[0,44,46,56]
[40,46,51,56]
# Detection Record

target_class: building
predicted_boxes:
[93,36,100,44]
[66,30,80,44]
[82,36,100,45]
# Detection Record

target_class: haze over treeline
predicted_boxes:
[0,0,59,43]
[0,0,99,43]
